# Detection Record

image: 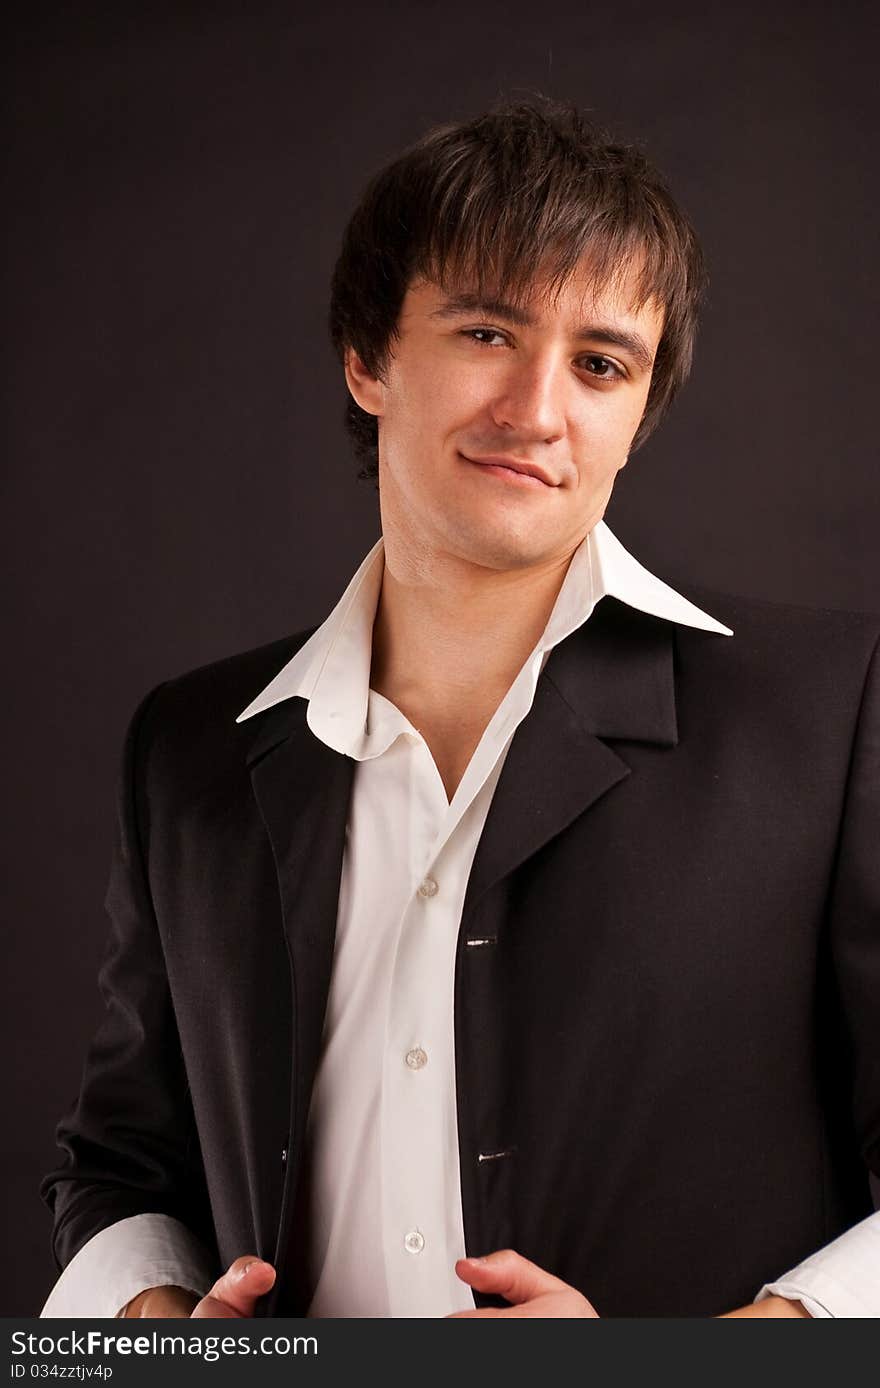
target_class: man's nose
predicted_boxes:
[489,354,567,442]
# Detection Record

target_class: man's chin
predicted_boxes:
[444,528,573,575]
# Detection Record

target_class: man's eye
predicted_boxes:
[581,355,622,379]
[462,328,507,347]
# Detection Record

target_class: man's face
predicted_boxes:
[345,259,665,576]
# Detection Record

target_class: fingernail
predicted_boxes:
[236,1262,256,1281]
[464,1256,488,1265]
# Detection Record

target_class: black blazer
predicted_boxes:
[43,590,880,1317]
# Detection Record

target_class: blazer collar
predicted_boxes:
[462,596,683,913]
[544,593,680,746]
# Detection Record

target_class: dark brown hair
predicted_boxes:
[329,97,708,478]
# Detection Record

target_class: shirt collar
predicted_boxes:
[589,521,733,637]
[236,521,732,755]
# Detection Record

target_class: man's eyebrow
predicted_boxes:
[429,293,535,328]
[430,294,656,371]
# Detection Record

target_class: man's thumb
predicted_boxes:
[455,1249,559,1303]
[192,1256,276,1318]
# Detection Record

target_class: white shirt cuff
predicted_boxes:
[755,1209,880,1318]
[41,1213,216,1318]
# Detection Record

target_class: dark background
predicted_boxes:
[4,0,878,1315]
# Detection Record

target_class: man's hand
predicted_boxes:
[446,1249,811,1318]
[124,1257,276,1319]
[122,1286,198,1318]
[448,1249,599,1317]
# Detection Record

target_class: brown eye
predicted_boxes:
[582,355,620,378]
[462,328,507,347]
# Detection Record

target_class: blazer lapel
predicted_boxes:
[464,596,678,913]
[244,697,355,1302]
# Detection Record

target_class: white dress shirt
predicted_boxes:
[42,522,879,1318]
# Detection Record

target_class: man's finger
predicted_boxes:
[454,1249,568,1304]
[191,1256,276,1319]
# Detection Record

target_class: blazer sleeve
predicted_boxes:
[41,685,218,1275]
[827,630,880,1181]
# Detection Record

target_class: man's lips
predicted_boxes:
[459,452,559,487]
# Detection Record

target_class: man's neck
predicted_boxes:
[369,542,578,797]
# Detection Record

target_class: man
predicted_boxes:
[42,99,879,1319]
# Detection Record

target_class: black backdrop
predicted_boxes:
[4,0,878,1316]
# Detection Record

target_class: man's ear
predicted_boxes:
[344,348,385,418]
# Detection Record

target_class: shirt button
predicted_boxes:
[418,877,439,899]
[405,1047,428,1070]
[404,1229,425,1255]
